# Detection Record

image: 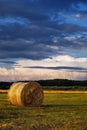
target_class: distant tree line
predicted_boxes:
[0,82,12,90]
[0,79,87,90]
[38,79,87,90]
[38,79,87,86]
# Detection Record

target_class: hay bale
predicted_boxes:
[8,82,44,107]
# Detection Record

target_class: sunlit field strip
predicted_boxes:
[0,90,8,93]
[44,90,87,93]
[1,89,87,94]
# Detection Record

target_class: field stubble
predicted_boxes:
[0,90,87,129]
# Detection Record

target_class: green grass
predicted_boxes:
[0,92,87,130]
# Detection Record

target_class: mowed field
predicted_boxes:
[0,90,87,130]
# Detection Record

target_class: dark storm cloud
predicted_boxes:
[0,0,87,60]
[0,60,17,69]
[0,60,16,64]
[25,65,87,72]
[58,23,87,34]
[0,23,87,59]
[0,22,60,40]
[0,0,49,22]
[75,11,87,18]
[0,0,87,20]
[26,0,87,11]
[0,39,60,60]
[0,20,87,40]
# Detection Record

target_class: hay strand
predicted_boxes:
[8,82,44,107]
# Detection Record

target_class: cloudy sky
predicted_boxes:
[0,0,87,81]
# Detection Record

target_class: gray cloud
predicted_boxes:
[0,60,16,64]
[58,23,87,33]
[74,11,87,19]
[0,60,17,69]
[25,66,87,72]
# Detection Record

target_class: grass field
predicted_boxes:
[0,91,87,130]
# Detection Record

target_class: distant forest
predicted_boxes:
[0,79,87,90]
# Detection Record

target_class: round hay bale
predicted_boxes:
[8,82,44,107]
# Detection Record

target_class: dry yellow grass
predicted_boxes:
[1,89,87,94]
[44,90,87,93]
[0,90,8,93]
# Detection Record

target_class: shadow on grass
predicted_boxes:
[41,104,87,108]
[1,103,87,110]
[0,125,59,130]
